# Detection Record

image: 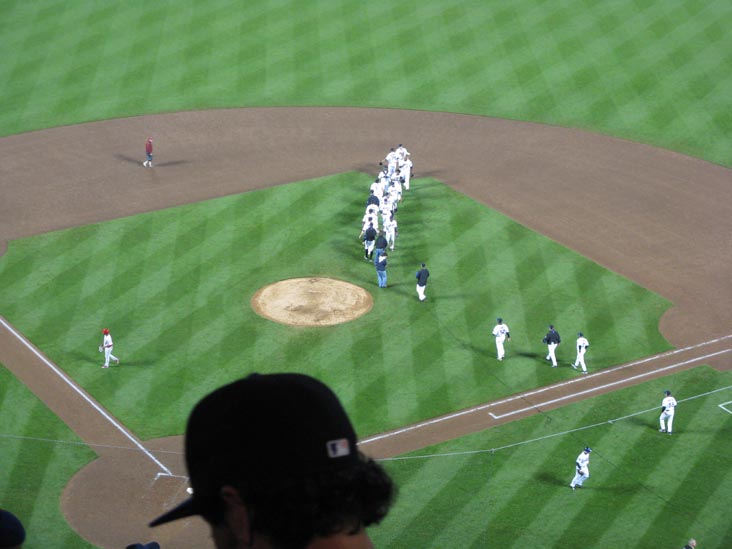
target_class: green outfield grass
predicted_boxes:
[0,173,671,440]
[375,366,732,548]
[1,1,731,165]
[0,365,96,549]
[3,1,732,547]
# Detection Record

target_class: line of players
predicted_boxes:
[358,144,413,260]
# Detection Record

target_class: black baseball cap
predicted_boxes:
[150,373,359,527]
[0,510,25,548]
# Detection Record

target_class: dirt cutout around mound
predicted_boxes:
[251,277,373,326]
[1,107,732,548]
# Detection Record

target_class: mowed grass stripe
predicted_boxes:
[374,368,732,547]
[3,1,732,163]
[0,173,672,440]
[0,366,96,548]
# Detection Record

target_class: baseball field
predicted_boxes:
[1,1,731,548]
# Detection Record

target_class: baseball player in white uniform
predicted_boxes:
[100,328,120,368]
[399,157,413,190]
[491,318,510,360]
[383,216,397,250]
[363,206,380,232]
[384,148,399,176]
[659,390,677,434]
[369,179,384,200]
[572,332,590,374]
[570,447,592,490]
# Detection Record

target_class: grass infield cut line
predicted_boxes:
[488,349,732,419]
[0,316,173,476]
[380,385,732,462]
[360,336,732,446]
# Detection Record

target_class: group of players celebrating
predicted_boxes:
[359,144,413,260]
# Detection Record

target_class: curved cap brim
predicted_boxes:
[149,497,198,527]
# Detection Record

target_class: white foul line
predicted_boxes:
[488,349,732,419]
[360,335,732,446]
[380,385,732,462]
[0,317,172,476]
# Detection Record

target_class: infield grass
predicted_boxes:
[0,173,672,440]
[3,1,732,547]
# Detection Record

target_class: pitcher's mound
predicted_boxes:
[251,277,372,327]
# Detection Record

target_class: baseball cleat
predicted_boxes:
[571,364,577,370]
[102,365,108,368]
[659,429,666,433]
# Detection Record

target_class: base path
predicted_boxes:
[1,107,731,548]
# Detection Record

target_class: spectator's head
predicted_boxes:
[0,510,26,548]
[150,373,395,548]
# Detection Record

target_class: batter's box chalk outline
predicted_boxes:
[718,401,732,415]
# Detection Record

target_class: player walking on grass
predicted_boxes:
[100,328,120,368]
[572,332,590,374]
[543,324,561,367]
[659,390,677,434]
[416,263,429,302]
[570,447,592,490]
[492,318,510,361]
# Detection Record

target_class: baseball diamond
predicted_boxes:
[1,108,731,548]
[2,1,732,548]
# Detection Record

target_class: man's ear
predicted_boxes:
[220,485,253,546]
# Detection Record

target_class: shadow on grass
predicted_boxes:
[535,472,568,487]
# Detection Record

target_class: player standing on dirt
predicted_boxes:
[143,137,154,167]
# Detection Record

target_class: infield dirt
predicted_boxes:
[1,107,731,548]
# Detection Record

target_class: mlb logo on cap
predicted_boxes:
[327,438,351,458]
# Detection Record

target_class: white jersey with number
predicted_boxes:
[576,336,589,354]
[492,323,509,341]
[576,451,590,470]
[662,396,677,415]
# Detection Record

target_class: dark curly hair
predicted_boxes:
[206,452,395,548]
